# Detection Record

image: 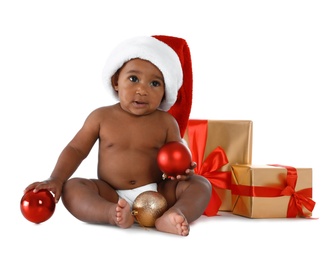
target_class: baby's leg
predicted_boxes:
[62,178,133,228]
[157,175,212,236]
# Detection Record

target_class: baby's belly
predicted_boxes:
[97,149,162,190]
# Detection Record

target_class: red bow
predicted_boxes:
[231,164,316,218]
[270,164,315,218]
[187,120,231,216]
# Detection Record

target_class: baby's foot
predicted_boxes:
[113,198,134,228]
[155,209,189,236]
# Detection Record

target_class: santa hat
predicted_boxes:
[102,35,193,137]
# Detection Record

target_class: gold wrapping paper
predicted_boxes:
[231,164,313,218]
[184,120,253,211]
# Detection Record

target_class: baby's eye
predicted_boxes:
[150,81,161,87]
[129,76,139,82]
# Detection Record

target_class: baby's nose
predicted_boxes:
[136,85,148,95]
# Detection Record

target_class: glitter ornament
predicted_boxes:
[131,191,168,227]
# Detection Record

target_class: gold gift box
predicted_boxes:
[231,164,314,218]
[184,120,253,211]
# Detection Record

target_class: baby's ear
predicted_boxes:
[111,73,119,90]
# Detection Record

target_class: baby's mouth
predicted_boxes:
[134,100,147,106]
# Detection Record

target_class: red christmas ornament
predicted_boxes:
[20,189,55,224]
[157,141,192,179]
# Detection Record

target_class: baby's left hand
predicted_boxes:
[171,162,197,181]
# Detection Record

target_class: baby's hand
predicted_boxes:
[171,162,197,181]
[23,177,63,203]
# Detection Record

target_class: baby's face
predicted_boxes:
[113,59,165,116]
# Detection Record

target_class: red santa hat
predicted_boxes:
[102,35,193,137]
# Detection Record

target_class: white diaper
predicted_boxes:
[116,183,158,206]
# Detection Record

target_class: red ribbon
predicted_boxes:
[231,164,316,218]
[187,120,231,216]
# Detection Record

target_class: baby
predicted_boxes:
[24,35,212,236]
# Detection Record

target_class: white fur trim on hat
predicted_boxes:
[102,36,183,111]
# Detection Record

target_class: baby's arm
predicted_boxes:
[24,108,101,202]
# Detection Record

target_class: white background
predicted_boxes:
[1,0,335,259]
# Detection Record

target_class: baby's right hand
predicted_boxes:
[24,177,64,203]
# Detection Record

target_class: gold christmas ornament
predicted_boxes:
[131,191,168,227]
